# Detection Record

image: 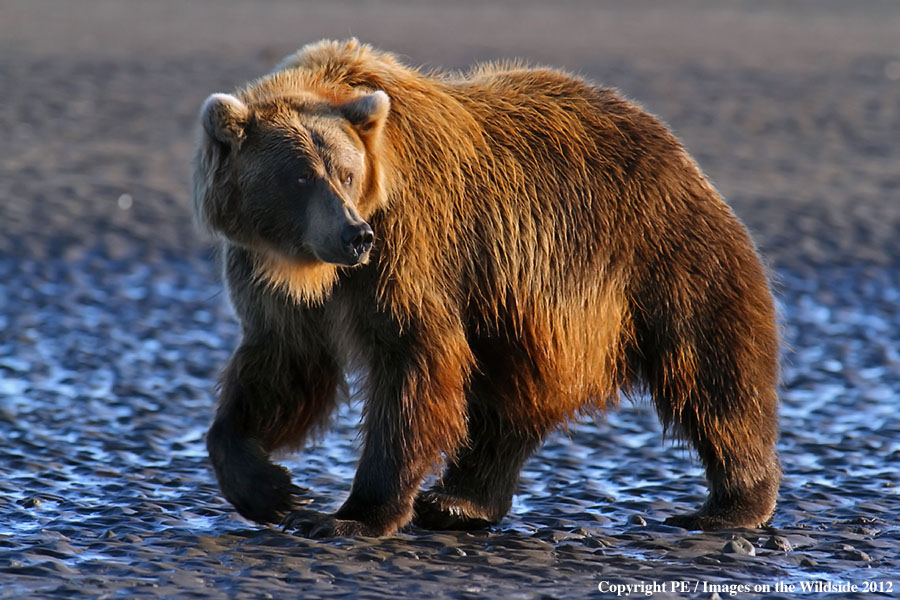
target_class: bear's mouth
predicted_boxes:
[310,246,372,267]
[261,240,371,269]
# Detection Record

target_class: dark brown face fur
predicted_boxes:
[233,112,372,266]
[194,93,387,271]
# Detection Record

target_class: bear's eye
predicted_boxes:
[297,176,310,186]
[343,173,353,187]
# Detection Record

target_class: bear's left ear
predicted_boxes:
[338,90,390,135]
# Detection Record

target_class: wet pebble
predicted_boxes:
[18,497,41,509]
[763,535,792,552]
[722,537,755,556]
[533,528,581,543]
[800,557,817,567]
[833,546,873,562]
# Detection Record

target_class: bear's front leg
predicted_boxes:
[284,324,471,537]
[208,338,341,525]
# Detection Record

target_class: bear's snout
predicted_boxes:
[341,222,375,264]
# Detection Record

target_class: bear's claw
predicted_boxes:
[413,491,498,531]
[281,508,382,538]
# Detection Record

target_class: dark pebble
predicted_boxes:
[834,548,873,562]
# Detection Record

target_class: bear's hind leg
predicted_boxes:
[643,289,781,530]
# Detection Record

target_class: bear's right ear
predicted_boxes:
[338,90,390,136]
[200,93,250,147]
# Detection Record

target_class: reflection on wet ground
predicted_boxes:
[2,243,898,597]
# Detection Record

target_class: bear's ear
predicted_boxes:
[200,93,250,147]
[338,90,390,135]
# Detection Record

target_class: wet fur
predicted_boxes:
[194,39,780,536]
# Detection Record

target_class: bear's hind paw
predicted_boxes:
[413,491,500,531]
[664,509,774,531]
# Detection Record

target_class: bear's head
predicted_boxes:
[192,88,391,271]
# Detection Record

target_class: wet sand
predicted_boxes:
[1,1,899,598]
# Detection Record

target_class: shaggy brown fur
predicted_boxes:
[193,39,780,536]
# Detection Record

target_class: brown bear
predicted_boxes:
[192,39,780,537]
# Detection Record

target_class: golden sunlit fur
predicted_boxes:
[194,39,780,536]
[253,251,338,305]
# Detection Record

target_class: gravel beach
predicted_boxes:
[2,1,899,597]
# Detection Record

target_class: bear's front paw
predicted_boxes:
[413,491,499,531]
[281,509,383,538]
[219,461,305,525]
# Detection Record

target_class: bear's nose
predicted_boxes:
[341,222,375,259]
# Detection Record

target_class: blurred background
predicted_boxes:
[3,0,899,271]
[1,1,899,597]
